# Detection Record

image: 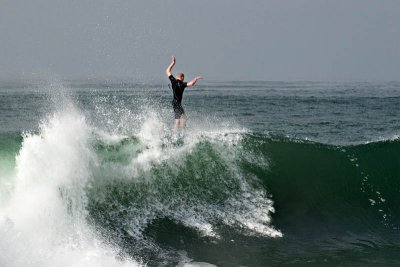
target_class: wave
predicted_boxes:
[1,100,399,266]
[259,136,400,229]
[0,103,280,266]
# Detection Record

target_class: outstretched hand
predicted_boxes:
[166,55,176,76]
[187,76,203,87]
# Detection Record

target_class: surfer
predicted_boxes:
[166,55,202,129]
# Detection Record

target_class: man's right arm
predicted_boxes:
[187,76,202,87]
[166,56,176,77]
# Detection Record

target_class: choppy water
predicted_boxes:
[0,80,399,266]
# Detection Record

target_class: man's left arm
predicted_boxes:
[187,76,202,87]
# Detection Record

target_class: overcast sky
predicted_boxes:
[1,0,399,82]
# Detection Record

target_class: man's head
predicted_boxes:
[176,72,185,81]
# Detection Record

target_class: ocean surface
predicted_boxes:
[0,80,399,266]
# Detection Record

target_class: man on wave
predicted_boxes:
[166,56,202,130]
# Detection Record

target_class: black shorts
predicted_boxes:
[172,100,185,119]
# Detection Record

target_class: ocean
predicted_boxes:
[0,80,399,266]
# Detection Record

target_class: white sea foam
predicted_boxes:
[0,92,281,266]
[0,106,141,267]
[364,133,400,144]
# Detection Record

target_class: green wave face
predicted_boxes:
[0,133,22,203]
[0,133,22,169]
[87,132,282,263]
[261,137,400,228]
[87,132,400,265]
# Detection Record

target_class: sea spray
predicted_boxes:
[0,106,141,266]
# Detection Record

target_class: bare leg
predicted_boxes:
[180,113,187,129]
[174,119,180,130]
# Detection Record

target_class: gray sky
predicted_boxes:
[1,0,399,82]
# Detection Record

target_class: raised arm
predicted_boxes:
[166,56,176,77]
[187,76,202,87]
